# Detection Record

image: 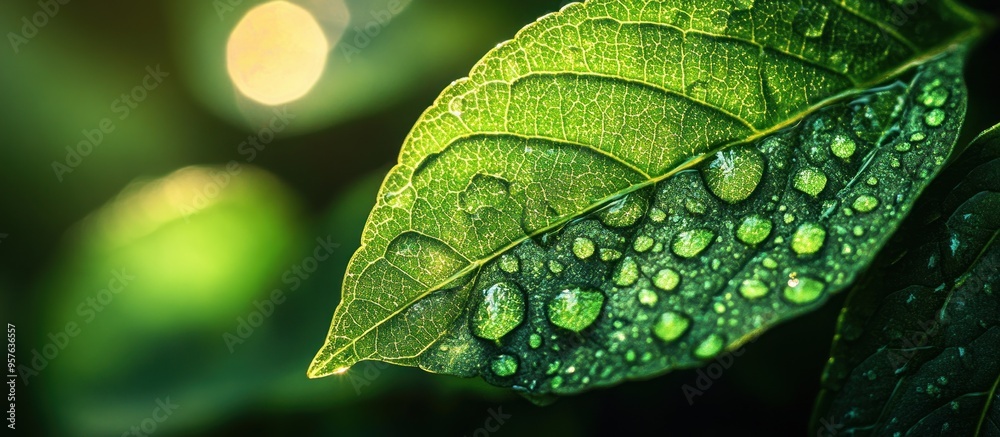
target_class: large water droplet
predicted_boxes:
[792,3,829,38]
[459,173,510,214]
[830,134,856,160]
[572,237,595,260]
[694,334,726,359]
[472,282,526,340]
[614,257,640,287]
[702,146,765,204]
[924,109,945,127]
[633,235,655,253]
[491,354,518,377]
[598,192,648,228]
[652,268,680,291]
[852,195,879,213]
[783,276,825,304]
[739,279,769,299]
[792,222,827,255]
[672,229,715,258]
[547,287,605,332]
[736,215,773,246]
[653,311,691,342]
[794,167,828,197]
[920,80,950,108]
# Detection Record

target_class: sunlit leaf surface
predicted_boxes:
[310,0,982,396]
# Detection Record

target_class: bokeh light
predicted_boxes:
[226,1,329,105]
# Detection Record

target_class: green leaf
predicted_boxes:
[811,124,1000,436]
[309,0,982,394]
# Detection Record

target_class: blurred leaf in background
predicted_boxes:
[34,166,304,436]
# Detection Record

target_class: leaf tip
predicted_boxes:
[306,347,354,379]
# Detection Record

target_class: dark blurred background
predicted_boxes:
[0,1,997,436]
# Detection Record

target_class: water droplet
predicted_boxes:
[383,185,415,210]
[548,260,564,274]
[852,195,879,213]
[653,311,691,342]
[472,282,526,340]
[459,174,510,214]
[600,248,622,262]
[852,226,865,237]
[896,142,912,152]
[614,257,639,287]
[672,229,715,258]
[739,279,769,299]
[598,192,648,228]
[649,208,666,222]
[866,177,879,186]
[652,268,680,291]
[736,215,773,245]
[633,235,654,253]
[794,167,828,197]
[783,276,825,304]
[920,87,950,108]
[491,354,518,377]
[685,198,707,215]
[638,289,658,307]
[924,109,945,127]
[550,375,563,388]
[547,288,605,332]
[499,254,519,273]
[910,132,927,142]
[529,333,542,349]
[830,134,856,159]
[448,95,464,117]
[572,237,595,260]
[686,80,709,101]
[694,334,726,359]
[762,257,778,269]
[702,146,765,204]
[713,302,727,314]
[792,223,827,255]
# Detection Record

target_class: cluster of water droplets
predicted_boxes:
[419,53,964,396]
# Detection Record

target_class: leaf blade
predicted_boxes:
[309,0,982,383]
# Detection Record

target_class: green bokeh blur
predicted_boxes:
[1,1,998,436]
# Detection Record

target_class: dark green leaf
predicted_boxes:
[309,0,982,395]
[811,124,1000,436]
